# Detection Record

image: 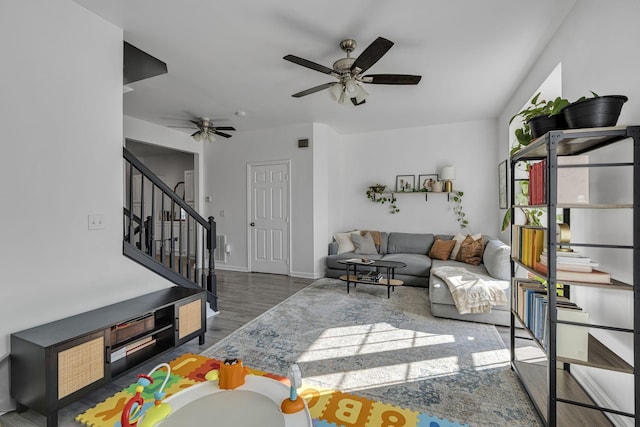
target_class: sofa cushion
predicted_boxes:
[333,231,357,254]
[483,239,511,280]
[456,235,485,266]
[381,253,431,277]
[352,232,378,255]
[428,237,456,260]
[387,232,434,254]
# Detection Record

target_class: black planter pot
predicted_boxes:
[562,95,628,129]
[528,114,568,139]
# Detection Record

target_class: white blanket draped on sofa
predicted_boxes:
[431,266,507,314]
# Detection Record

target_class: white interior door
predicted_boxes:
[248,161,290,274]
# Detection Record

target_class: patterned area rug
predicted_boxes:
[76,353,464,427]
[200,278,541,426]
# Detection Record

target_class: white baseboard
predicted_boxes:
[215,265,248,272]
[572,369,633,427]
[290,271,324,279]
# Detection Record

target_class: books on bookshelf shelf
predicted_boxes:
[515,280,589,360]
[511,225,546,268]
[528,155,590,205]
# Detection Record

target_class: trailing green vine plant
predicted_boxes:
[450,191,469,229]
[365,184,399,214]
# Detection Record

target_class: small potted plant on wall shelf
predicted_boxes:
[366,184,399,214]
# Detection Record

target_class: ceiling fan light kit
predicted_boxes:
[284,36,421,106]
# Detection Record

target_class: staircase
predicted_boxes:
[122,147,217,310]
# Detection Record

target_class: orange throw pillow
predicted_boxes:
[428,238,456,260]
[456,235,485,266]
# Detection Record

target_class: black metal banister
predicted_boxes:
[123,147,206,224]
[122,147,217,311]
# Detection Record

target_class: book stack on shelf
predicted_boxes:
[534,249,611,284]
[357,271,383,282]
[515,280,589,361]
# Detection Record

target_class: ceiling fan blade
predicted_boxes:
[168,125,197,129]
[351,98,366,106]
[292,82,335,98]
[283,54,335,75]
[362,74,422,85]
[350,37,394,74]
[190,131,199,137]
[212,130,233,138]
[189,120,201,126]
[214,126,236,131]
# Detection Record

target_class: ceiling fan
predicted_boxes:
[170,118,236,142]
[284,36,421,106]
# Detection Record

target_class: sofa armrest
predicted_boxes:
[328,242,338,255]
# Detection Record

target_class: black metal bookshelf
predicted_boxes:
[509,125,639,426]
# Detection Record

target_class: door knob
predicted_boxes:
[250,222,255,227]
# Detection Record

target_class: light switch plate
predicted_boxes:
[88,214,105,230]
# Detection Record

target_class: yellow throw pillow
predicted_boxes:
[428,238,456,261]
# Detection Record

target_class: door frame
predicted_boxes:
[246,159,292,275]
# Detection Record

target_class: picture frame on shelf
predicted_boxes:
[418,174,439,192]
[395,175,415,192]
[498,160,508,209]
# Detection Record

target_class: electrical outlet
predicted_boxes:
[88,214,105,230]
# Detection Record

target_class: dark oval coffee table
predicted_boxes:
[337,259,407,298]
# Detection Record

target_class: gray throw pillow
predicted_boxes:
[352,232,378,255]
[482,239,511,280]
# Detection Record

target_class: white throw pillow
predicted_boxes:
[334,231,356,254]
[449,232,481,259]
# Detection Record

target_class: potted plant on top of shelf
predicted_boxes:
[509,93,570,156]
[561,91,628,129]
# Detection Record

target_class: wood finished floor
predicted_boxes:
[0,271,522,427]
[0,270,313,427]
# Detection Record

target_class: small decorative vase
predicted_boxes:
[432,180,443,192]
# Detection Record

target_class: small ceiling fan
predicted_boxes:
[170,118,236,142]
[283,36,421,106]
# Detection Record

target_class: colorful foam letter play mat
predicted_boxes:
[76,353,467,427]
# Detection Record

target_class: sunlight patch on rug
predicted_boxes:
[298,322,456,362]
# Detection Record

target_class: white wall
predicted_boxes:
[205,119,500,279]
[0,1,180,409]
[203,124,315,276]
[339,120,499,237]
[499,0,640,422]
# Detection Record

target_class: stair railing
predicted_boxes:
[123,147,217,310]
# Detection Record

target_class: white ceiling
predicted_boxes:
[75,0,576,135]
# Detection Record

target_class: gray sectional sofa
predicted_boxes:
[325,231,512,326]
